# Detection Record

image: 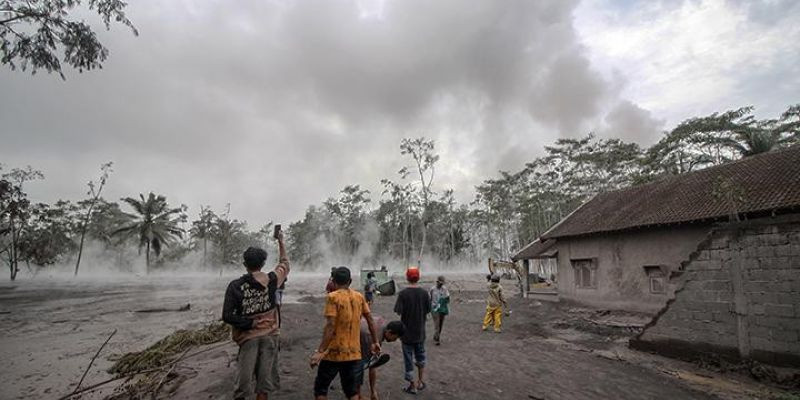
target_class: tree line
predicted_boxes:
[1,104,797,280]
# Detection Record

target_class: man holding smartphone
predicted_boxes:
[222,225,289,400]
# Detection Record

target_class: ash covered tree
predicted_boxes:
[74,161,112,276]
[114,192,185,274]
[209,205,248,273]
[189,205,216,267]
[286,205,331,268]
[0,0,138,78]
[377,178,417,266]
[0,166,43,280]
[675,105,799,157]
[399,137,438,266]
[324,184,371,256]
[644,104,800,177]
[79,198,132,269]
[18,200,79,269]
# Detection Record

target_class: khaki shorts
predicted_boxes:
[235,335,280,399]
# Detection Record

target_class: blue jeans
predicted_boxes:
[401,342,426,382]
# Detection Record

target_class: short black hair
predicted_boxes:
[332,266,351,285]
[367,272,375,279]
[385,320,405,337]
[243,247,267,270]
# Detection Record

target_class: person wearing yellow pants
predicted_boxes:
[482,305,503,332]
[482,274,507,333]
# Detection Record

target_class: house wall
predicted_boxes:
[631,216,800,367]
[555,225,710,312]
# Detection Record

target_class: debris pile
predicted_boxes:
[110,322,227,374]
[105,322,230,399]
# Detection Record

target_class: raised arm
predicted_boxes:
[274,230,290,284]
[277,231,288,263]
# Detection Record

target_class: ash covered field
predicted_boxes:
[0,273,786,400]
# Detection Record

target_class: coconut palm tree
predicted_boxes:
[114,193,185,273]
[718,128,791,157]
[674,105,800,160]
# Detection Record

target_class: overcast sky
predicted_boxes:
[1,0,798,226]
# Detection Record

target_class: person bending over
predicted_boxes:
[357,318,404,400]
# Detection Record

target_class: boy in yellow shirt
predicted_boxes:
[310,267,381,400]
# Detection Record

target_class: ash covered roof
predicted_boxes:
[512,238,557,261]
[541,145,800,239]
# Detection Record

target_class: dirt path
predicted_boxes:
[1,274,793,400]
[168,278,731,400]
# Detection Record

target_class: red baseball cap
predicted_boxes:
[406,266,420,282]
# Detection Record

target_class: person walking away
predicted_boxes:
[394,266,431,394]
[310,267,381,400]
[364,271,379,305]
[482,274,507,333]
[429,276,450,345]
[222,230,289,400]
[357,318,405,400]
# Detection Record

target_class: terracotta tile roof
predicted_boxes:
[512,238,556,261]
[542,145,800,239]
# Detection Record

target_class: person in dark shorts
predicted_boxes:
[364,271,379,304]
[356,318,404,400]
[394,266,431,394]
[310,267,381,400]
[222,231,289,400]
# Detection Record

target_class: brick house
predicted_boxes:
[514,145,800,365]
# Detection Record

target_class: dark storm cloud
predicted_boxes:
[0,0,650,224]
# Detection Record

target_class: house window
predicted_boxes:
[571,259,596,289]
[644,266,666,294]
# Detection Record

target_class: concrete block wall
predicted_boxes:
[631,216,800,367]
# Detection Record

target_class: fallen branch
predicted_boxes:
[110,322,227,374]
[73,328,117,394]
[58,341,231,400]
[151,347,191,399]
[135,304,191,313]
[57,366,169,400]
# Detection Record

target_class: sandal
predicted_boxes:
[417,382,427,391]
[402,384,417,395]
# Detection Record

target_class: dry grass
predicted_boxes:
[109,322,228,375]
[106,322,229,399]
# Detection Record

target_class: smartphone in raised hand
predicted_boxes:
[273,224,282,240]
